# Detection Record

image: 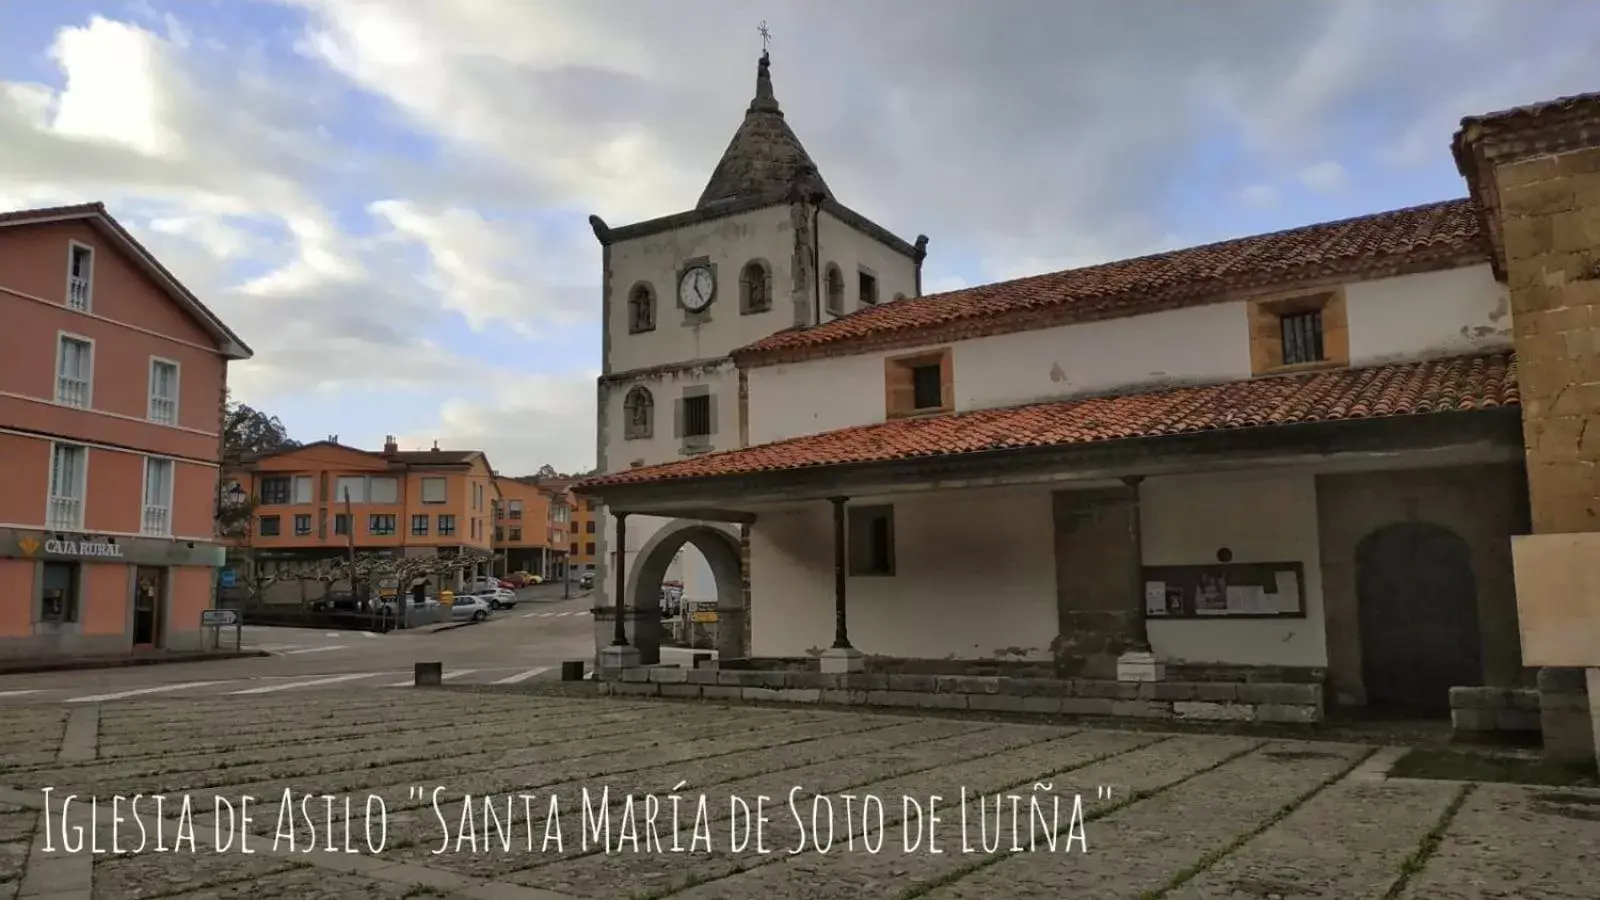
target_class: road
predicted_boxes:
[0,584,598,705]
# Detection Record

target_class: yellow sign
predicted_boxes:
[690,610,718,623]
[18,537,40,557]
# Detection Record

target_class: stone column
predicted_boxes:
[821,496,863,673]
[599,511,639,671]
[1115,476,1164,682]
[1457,99,1600,763]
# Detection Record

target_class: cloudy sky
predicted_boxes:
[2,1,1595,475]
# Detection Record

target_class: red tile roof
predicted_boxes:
[736,199,1487,364]
[581,353,1518,489]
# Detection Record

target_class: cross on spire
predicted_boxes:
[758,20,772,54]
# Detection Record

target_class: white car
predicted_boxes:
[468,588,517,610]
[450,595,494,622]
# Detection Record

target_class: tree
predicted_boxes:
[222,388,299,463]
[535,464,559,480]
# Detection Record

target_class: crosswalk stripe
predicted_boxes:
[280,645,346,655]
[67,681,231,703]
[228,673,380,695]
[361,632,379,639]
[325,632,341,638]
[0,689,50,698]
[491,667,550,685]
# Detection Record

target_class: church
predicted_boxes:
[577,51,1600,735]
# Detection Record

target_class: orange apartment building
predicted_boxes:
[227,437,498,602]
[491,477,552,578]
[0,203,252,660]
[570,494,597,576]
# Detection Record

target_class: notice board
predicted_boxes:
[1141,562,1306,619]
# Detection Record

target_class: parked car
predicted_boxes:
[450,594,493,622]
[579,572,594,589]
[310,590,359,612]
[509,571,544,586]
[376,595,440,616]
[468,588,518,610]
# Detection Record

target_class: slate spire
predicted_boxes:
[696,52,833,209]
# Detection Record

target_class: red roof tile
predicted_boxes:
[737,199,1487,363]
[581,353,1518,489]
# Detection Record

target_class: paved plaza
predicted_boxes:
[1,690,1597,900]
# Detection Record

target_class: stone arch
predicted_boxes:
[622,386,654,439]
[824,264,845,316]
[740,258,772,314]
[1355,520,1482,714]
[626,519,745,664]
[627,281,656,333]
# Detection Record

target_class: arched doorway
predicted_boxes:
[626,521,745,665]
[1356,521,1482,715]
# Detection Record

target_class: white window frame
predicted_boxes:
[55,331,94,409]
[148,356,181,425]
[420,477,447,504]
[141,456,175,537]
[47,442,89,531]
[291,474,314,504]
[66,241,94,312]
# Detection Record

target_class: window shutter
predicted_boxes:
[673,398,685,438]
[707,395,719,435]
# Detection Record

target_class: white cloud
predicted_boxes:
[395,370,599,476]
[1239,184,1280,208]
[1298,162,1349,194]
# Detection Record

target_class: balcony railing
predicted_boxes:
[149,396,177,425]
[57,377,89,408]
[68,276,90,311]
[47,496,82,530]
[142,505,171,537]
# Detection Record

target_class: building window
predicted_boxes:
[420,477,447,504]
[67,243,93,312]
[294,514,312,536]
[570,543,579,555]
[740,260,771,314]
[148,358,179,425]
[1280,310,1325,366]
[509,500,522,520]
[40,562,80,623]
[628,282,656,334]
[848,505,895,576]
[334,514,350,536]
[369,477,399,504]
[624,386,654,440]
[509,527,522,541]
[259,515,281,537]
[56,334,93,408]
[681,394,712,440]
[259,476,290,505]
[859,269,878,307]
[47,443,87,530]
[369,514,396,536]
[885,348,953,417]
[585,520,596,534]
[585,542,596,556]
[825,264,845,316]
[411,514,429,536]
[438,514,456,536]
[140,457,174,537]
[291,475,314,504]
[471,519,479,540]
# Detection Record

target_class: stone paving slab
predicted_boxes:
[1395,782,1600,900]
[1169,774,1463,899]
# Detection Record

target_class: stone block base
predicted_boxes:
[598,644,641,675]
[1116,651,1166,682]
[1538,667,1595,762]
[1449,685,1543,739]
[819,646,865,674]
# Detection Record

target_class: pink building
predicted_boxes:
[0,203,252,660]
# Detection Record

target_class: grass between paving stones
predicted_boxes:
[621,733,1173,900]
[1133,746,1379,900]
[889,740,1271,900]
[1380,782,1475,900]
[1389,748,1598,786]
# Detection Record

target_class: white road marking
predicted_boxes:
[361,632,379,639]
[491,667,550,685]
[0,689,50,698]
[67,681,230,703]
[280,645,346,655]
[325,632,341,638]
[384,669,478,688]
[228,672,381,695]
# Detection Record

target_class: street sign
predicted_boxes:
[201,609,239,627]
[688,601,718,624]
[219,570,236,588]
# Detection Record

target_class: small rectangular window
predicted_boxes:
[141,457,174,536]
[859,270,878,306]
[56,335,93,408]
[1280,311,1325,366]
[334,476,367,504]
[586,520,596,534]
[420,477,447,503]
[148,359,179,425]
[910,365,942,410]
[67,244,93,311]
[291,475,314,504]
[570,543,579,556]
[585,542,596,556]
[369,514,396,536]
[258,477,290,505]
[411,514,429,536]
[258,515,281,537]
[369,477,399,504]
[293,514,312,536]
[438,514,456,536]
[684,395,712,437]
[848,505,895,576]
[40,562,81,623]
[509,527,522,541]
[509,500,523,520]
[48,443,88,530]
[334,514,350,536]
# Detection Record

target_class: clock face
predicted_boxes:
[678,265,715,312]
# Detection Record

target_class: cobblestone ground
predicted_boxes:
[0,692,1596,899]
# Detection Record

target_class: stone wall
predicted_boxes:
[1448,685,1541,739]
[601,666,1325,724]
[1536,667,1595,760]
